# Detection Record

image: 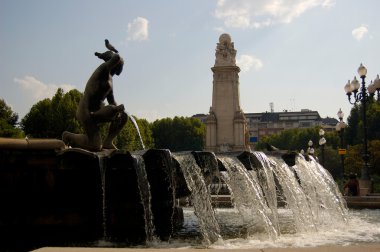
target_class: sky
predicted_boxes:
[1,0,380,122]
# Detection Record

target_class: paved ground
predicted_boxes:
[33,243,380,252]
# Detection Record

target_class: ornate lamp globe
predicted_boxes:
[350,76,360,92]
[358,63,367,77]
[337,108,344,120]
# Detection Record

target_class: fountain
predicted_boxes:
[1,39,379,251]
[2,137,380,250]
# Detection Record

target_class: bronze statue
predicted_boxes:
[62,40,128,151]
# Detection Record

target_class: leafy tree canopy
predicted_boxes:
[345,100,380,145]
[0,98,23,137]
[151,116,205,151]
[21,88,83,138]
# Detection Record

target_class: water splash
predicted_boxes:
[173,153,221,245]
[218,155,279,240]
[133,154,156,242]
[126,112,145,150]
[269,156,317,232]
[294,155,348,225]
[251,152,280,233]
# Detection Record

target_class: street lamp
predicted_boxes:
[307,140,314,156]
[336,108,347,179]
[344,63,380,180]
[368,74,380,101]
[319,129,326,166]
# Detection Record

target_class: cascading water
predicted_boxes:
[132,154,156,242]
[218,155,279,240]
[96,150,350,245]
[173,153,221,245]
[268,153,349,233]
[269,155,319,232]
[97,154,108,240]
[294,154,348,225]
[251,152,280,234]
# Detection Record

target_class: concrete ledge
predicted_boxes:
[344,196,380,209]
[0,137,65,150]
[32,243,380,252]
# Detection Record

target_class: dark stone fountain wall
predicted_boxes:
[0,138,187,249]
[0,139,104,249]
[0,137,298,250]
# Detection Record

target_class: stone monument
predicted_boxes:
[205,33,248,152]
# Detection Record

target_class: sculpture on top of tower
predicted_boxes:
[214,33,237,67]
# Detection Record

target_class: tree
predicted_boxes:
[367,101,380,140]
[0,98,18,127]
[256,127,323,152]
[256,127,344,179]
[21,88,83,138]
[345,101,380,145]
[344,140,380,178]
[151,116,205,151]
[0,98,23,137]
[319,145,341,179]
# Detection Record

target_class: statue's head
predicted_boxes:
[95,51,124,76]
[111,57,124,76]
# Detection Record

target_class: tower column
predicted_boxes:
[205,34,248,152]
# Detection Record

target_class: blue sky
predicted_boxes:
[1,0,379,122]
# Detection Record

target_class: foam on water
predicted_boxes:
[172,208,380,249]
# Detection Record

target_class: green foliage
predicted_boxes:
[0,119,24,138]
[0,98,23,138]
[367,101,380,140]
[256,126,342,179]
[345,105,360,145]
[0,98,18,127]
[372,174,380,193]
[317,145,341,178]
[344,140,380,178]
[257,127,322,152]
[344,102,380,192]
[151,116,205,151]
[345,101,380,145]
[21,88,83,138]
[19,88,154,151]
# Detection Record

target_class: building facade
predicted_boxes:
[195,109,338,149]
[245,109,322,144]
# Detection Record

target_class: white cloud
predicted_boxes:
[127,17,149,41]
[352,25,368,41]
[14,75,75,101]
[237,54,263,73]
[214,0,335,29]
[214,26,226,33]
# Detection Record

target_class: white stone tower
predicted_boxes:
[205,33,248,152]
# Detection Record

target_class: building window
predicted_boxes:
[299,121,311,127]
[259,123,267,128]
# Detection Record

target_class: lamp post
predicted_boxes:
[319,129,326,166]
[344,63,380,180]
[336,108,347,179]
[307,140,314,156]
